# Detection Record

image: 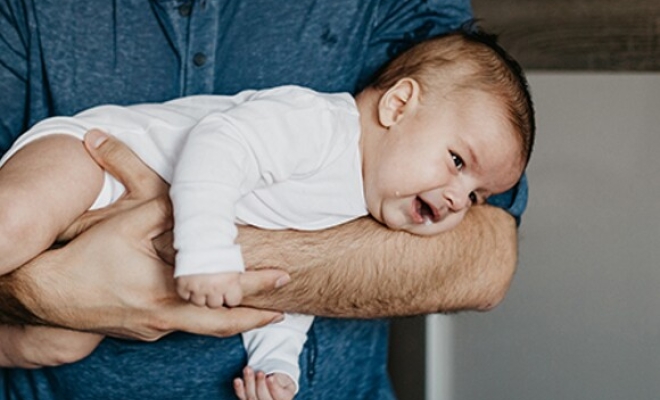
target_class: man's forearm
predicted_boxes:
[0,204,518,324]
[241,205,518,318]
[0,265,49,325]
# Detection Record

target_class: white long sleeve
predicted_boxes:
[169,111,255,276]
[170,86,366,277]
[242,314,314,394]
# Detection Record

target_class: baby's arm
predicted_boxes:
[171,101,295,308]
[235,315,310,400]
[240,314,313,396]
[170,112,255,308]
[171,90,352,308]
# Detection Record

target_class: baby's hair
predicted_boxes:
[369,24,535,167]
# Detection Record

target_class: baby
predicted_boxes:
[0,30,534,399]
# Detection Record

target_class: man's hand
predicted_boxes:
[57,129,170,242]
[6,130,290,340]
[17,199,285,340]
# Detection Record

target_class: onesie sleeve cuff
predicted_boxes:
[173,245,245,277]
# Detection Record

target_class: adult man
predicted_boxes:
[0,1,524,398]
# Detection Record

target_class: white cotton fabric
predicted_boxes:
[0,85,368,393]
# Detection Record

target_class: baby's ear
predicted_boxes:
[377,78,420,127]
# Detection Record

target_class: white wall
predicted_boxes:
[429,72,660,400]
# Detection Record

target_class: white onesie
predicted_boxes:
[0,85,368,391]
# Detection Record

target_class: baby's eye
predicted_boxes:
[469,192,477,205]
[451,152,464,170]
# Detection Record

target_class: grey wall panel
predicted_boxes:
[452,72,660,400]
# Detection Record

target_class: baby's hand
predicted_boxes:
[234,367,296,400]
[176,271,243,308]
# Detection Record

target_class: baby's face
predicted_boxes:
[363,90,524,236]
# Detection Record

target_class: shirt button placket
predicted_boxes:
[186,0,219,94]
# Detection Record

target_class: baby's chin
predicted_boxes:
[397,218,462,237]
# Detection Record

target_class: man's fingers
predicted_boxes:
[57,207,108,242]
[83,129,168,198]
[60,130,172,241]
[166,305,283,337]
[59,192,172,242]
[239,269,290,298]
[152,230,175,264]
[59,131,172,241]
[111,196,173,240]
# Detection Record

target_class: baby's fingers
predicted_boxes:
[254,371,276,400]
[266,374,296,400]
[235,367,262,400]
[233,377,248,400]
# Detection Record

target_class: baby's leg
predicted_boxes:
[0,134,105,274]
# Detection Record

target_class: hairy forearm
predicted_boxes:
[0,265,49,325]
[241,205,518,318]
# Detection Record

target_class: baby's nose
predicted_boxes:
[445,186,471,211]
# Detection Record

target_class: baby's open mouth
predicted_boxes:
[414,196,439,224]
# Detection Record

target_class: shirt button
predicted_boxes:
[178,3,192,17]
[193,52,207,66]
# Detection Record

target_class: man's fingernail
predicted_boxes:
[275,275,291,288]
[86,130,108,149]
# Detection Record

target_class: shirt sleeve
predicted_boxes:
[487,173,529,225]
[0,0,29,155]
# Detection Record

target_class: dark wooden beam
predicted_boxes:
[471,0,660,71]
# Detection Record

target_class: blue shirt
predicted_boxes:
[0,1,526,399]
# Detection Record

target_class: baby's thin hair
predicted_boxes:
[368,23,536,167]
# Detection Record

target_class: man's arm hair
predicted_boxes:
[241,204,518,317]
[0,268,48,325]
